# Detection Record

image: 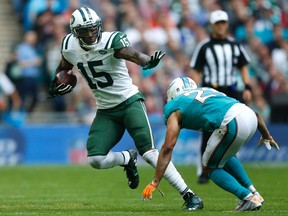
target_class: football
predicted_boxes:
[55,70,77,88]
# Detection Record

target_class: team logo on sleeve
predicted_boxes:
[70,15,75,25]
[99,50,107,54]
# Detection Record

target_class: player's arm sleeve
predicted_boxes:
[110,32,130,50]
[163,105,179,126]
[60,34,74,67]
[61,34,73,53]
[112,32,150,66]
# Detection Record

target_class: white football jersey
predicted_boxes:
[61,31,139,109]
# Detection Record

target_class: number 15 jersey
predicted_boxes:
[163,87,239,131]
[61,31,139,109]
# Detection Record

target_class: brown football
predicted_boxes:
[55,70,77,88]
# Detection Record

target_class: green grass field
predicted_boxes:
[0,164,287,216]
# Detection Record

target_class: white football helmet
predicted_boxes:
[70,7,102,50]
[167,77,197,102]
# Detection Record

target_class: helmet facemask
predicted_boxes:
[73,20,102,49]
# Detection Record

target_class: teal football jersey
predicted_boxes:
[163,87,239,131]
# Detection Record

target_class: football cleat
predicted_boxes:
[234,194,262,212]
[254,192,264,205]
[122,149,139,189]
[182,192,204,210]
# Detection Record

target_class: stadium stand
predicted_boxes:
[1,0,288,124]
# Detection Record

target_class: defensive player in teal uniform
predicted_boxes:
[48,7,203,210]
[142,76,280,211]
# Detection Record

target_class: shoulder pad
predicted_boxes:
[61,33,73,53]
[104,31,130,50]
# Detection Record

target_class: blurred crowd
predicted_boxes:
[1,0,288,124]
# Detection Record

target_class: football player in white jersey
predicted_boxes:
[48,7,203,210]
[142,77,280,211]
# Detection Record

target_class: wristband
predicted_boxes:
[245,84,252,91]
[151,179,158,186]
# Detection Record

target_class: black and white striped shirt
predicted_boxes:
[190,37,250,88]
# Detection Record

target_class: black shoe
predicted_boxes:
[198,173,209,184]
[122,149,139,189]
[182,192,204,210]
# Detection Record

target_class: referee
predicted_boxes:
[189,10,252,184]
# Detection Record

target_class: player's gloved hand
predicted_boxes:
[143,50,165,70]
[48,76,73,98]
[258,136,280,150]
[142,180,164,200]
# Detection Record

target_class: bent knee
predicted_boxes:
[88,155,107,169]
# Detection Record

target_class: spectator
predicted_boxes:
[268,69,288,122]
[16,30,42,112]
[5,46,22,94]
[33,0,60,51]
[22,0,66,31]
[0,73,21,122]
[271,38,288,79]
[249,81,271,122]
[3,0,287,125]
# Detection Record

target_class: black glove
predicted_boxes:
[143,50,165,70]
[48,77,73,98]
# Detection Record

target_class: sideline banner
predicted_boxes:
[0,120,286,165]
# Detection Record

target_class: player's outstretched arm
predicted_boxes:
[142,111,181,200]
[255,112,280,150]
[114,47,165,70]
[142,50,165,70]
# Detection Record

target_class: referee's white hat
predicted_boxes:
[210,10,228,24]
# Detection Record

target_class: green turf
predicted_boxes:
[0,164,287,216]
